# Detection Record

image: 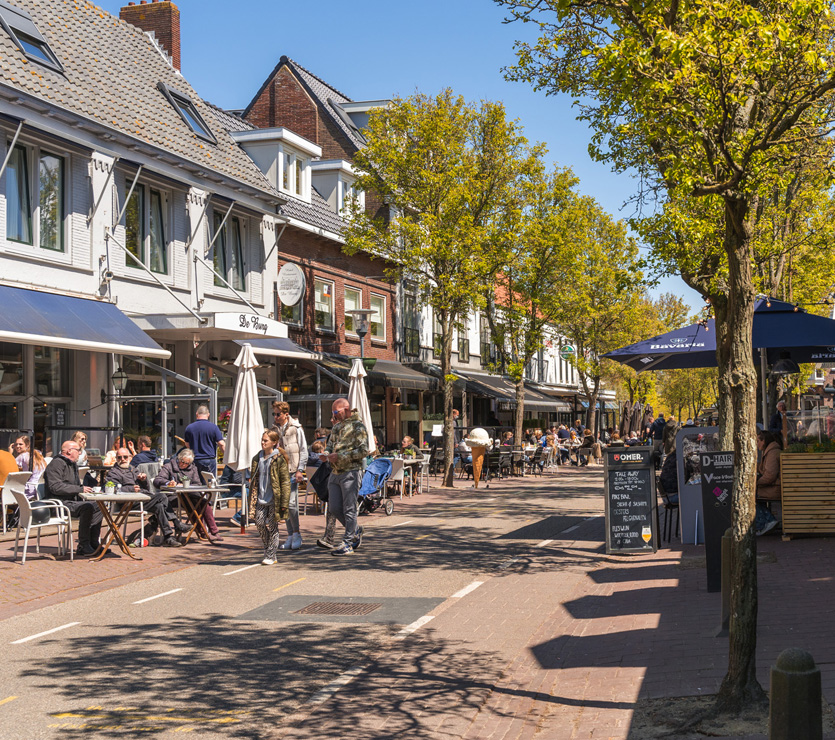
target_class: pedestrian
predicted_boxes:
[184,405,225,477]
[320,398,369,556]
[249,429,291,565]
[271,400,308,550]
[651,413,666,454]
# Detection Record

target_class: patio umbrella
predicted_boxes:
[223,343,264,529]
[348,359,377,456]
[619,400,632,437]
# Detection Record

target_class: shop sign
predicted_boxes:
[277,263,306,306]
[559,345,575,361]
[214,312,287,338]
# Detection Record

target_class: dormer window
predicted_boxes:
[157,82,217,144]
[0,0,63,73]
[339,177,364,215]
[281,149,307,197]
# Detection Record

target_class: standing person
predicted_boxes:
[12,436,46,499]
[769,400,791,448]
[184,405,225,477]
[272,401,308,550]
[249,429,291,565]
[321,398,369,556]
[651,413,666,454]
[44,440,101,556]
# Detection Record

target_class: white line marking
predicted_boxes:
[395,615,435,638]
[585,516,597,521]
[451,580,484,598]
[536,539,554,548]
[483,498,495,502]
[305,663,367,706]
[223,563,260,576]
[132,588,182,605]
[562,524,580,534]
[11,622,80,644]
[393,520,414,527]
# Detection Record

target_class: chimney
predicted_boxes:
[120,0,181,71]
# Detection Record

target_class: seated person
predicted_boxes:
[578,429,595,466]
[106,448,182,547]
[308,441,325,469]
[154,449,222,543]
[658,449,679,503]
[12,435,46,500]
[500,431,514,446]
[755,430,782,535]
[43,440,101,557]
[130,435,159,467]
[608,431,625,447]
[624,432,641,446]
[400,436,424,459]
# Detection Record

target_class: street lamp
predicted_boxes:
[207,375,221,393]
[346,308,377,368]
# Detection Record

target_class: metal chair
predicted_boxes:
[526,446,544,476]
[12,490,73,563]
[2,471,31,533]
[200,470,241,514]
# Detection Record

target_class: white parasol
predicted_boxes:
[348,358,377,456]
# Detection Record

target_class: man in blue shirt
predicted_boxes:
[184,405,225,477]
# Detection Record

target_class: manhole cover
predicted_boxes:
[294,602,382,616]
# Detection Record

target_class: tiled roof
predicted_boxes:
[0,0,280,200]
[280,187,345,237]
[204,102,254,133]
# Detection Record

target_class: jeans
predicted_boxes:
[285,477,300,536]
[327,469,361,544]
[194,458,217,478]
[755,502,777,531]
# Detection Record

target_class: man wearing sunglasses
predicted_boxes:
[105,447,182,547]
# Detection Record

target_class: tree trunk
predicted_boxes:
[515,376,525,451]
[715,198,768,714]
[441,315,457,488]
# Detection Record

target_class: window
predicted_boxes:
[6,143,65,252]
[157,82,217,144]
[339,178,364,214]
[344,287,361,333]
[459,337,470,363]
[295,158,302,196]
[0,3,63,72]
[480,316,492,366]
[277,283,303,326]
[124,185,168,273]
[403,294,420,357]
[315,279,334,331]
[433,314,443,359]
[212,212,245,290]
[370,294,385,340]
[282,151,292,191]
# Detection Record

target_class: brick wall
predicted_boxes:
[120,1,180,71]
[276,226,396,361]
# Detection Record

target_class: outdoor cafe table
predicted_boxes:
[167,485,229,545]
[80,491,150,561]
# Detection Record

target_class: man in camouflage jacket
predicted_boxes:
[323,398,369,555]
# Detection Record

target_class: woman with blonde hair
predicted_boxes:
[249,429,291,565]
[13,436,45,499]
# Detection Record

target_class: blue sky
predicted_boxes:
[101,0,702,314]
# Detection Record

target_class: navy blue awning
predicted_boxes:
[0,285,169,358]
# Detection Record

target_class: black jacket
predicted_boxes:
[43,454,83,501]
[105,464,148,490]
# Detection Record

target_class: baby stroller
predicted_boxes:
[357,457,394,516]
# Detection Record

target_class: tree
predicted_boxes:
[497,0,835,713]
[343,89,534,486]
[487,165,581,448]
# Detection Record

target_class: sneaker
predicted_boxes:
[352,525,364,551]
[290,532,302,550]
[317,538,335,550]
[261,556,277,565]
[331,542,354,556]
[231,512,242,525]
[757,518,779,536]
[279,535,293,550]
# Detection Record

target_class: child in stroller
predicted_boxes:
[357,457,394,516]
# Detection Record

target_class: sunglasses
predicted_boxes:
[116,455,131,460]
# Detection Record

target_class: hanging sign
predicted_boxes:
[277,263,306,306]
[604,445,658,554]
[559,345,575,361]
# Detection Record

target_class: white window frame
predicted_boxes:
[314,278,335,332]
[122,181,171,276]
[4,140,69,257]
[344,286,362,335]
[278,144,310,200]
[338,176,364,215]
[369,293,386,342]
[211,211,247,292]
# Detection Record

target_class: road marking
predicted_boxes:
[395,615,435,638]
[305,663,367,706]
[585,516,598,521]
[133,588,182,605]
[536,539,554,548]
[11,622,80,644]
[415,534,431,540]
[451,580,484,598]
[0,696,17,707]
[562,524,580,534]
[223,563,260,576]
[273,577,306,592]
[392,520,414,527]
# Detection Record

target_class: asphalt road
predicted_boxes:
[0,470,606,740]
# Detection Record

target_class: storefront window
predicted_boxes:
[315,279,334,331]
[0,342,23,396]
[33,346,69,398]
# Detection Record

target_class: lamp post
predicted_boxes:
[111,366,128,447]
[346,308,376,364]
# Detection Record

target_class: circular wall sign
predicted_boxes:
[559,345,575,361]
[277,263,305,306]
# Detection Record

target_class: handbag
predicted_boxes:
[309,462,331,502]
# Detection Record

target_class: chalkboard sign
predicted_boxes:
[604,446,658,554]
[700,451,735,593]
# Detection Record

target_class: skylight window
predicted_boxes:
[157,82,217,144]
[0,0,63,73]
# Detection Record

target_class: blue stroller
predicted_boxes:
[357,457,394,516]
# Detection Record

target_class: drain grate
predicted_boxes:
[293,602,382,616]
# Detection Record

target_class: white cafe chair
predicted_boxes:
[12,490,73,563]
[201,470,241,514]
[2,472,31,533]
[387,458,406,500]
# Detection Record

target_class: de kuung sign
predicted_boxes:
[604,446,658,554]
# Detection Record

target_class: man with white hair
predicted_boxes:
[44,440,101,556]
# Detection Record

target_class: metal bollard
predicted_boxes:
[716,527,731,637]
[770,648,822,740]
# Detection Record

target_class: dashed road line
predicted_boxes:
[395,615,435,638]
[0,696,17,707]
[305,663,368,706]
[562,524,581,534]
[392,520,414,527]
[222,563,260,576]
[273,577,306,592]
[536,539,554,548]
[415,534,431,540]
[133,588,182,605]
[11,622,80,644]
[451,581,484,598]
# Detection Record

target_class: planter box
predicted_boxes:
[780,452,835,538]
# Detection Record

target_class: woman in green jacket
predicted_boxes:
[250,429,291,565]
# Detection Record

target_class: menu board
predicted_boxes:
[700,451,735,592]
[604,446,658,554]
